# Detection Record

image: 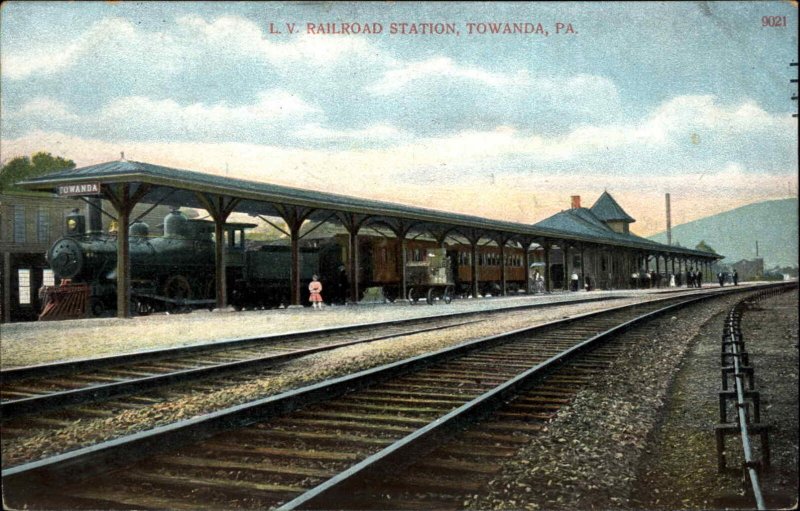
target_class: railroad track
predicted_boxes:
[5,285,786,510]
[0,316,487,416]
[1,293,623,417]
[0,295,628,458]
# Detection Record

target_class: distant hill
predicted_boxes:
[648,198,798,269]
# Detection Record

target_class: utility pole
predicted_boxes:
[665,193,672,246]
[791,62,797,118]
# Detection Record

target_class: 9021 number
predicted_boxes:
[762,16,787,27]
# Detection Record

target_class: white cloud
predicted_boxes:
[2,18,160,80]
[175,15,381,66]
[367,58,619,113]
[91,91,320,141]
[2,15,388,82]
[3,129,796,236]
[367,57,528,95]
[643,95,784,136]
[16,97,81,122]
[100,91,318,125]
[294,123,405,141]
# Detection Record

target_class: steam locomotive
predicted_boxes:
[46,209,335,315]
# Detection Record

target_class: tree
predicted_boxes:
[0,152,75,193]
[695,240,717,253]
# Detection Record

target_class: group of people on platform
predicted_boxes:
[685,269,703,288]
[309,265,741,307]
[629,270,664,289]
[629,268,713,289]
[717,270,739,287]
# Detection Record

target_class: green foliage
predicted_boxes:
[0,152,75,193]
[695,240,717,253]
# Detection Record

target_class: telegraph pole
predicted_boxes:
[792,62,797,118]
[665,193,672,246]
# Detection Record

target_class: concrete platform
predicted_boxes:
[0,283,761,370]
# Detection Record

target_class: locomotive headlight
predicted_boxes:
[67,218,77,231]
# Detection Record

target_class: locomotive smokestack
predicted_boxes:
[665,193,672,246]
[87,198,103,233]
[570,195,581,209]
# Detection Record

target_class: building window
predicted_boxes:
[43,269,55,287]
[18,269,31,305]
[13,205,25,243]
[37,208,50,243]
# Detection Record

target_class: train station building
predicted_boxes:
[9,158,722,321]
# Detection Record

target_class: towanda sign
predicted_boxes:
[57,183,101,196]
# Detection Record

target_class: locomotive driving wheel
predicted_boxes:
[443,285,454,304]
[407,287,419,304]
[426,288,435,305]
[164,275,192,311]
[135,298,155,316]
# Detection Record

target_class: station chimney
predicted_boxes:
[665,193,672,245]
[570,195,581,209]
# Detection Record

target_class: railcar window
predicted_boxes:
[17,269,31,305]
[42,269,55,287]
[13,205,25,243]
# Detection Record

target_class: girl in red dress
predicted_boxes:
[308,275,323,309]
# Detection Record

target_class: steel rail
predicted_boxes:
[4,286,774,504]
[2,292,707,497]
[1,293,624,382]
[0,319,484,418]
[276,293,717,510]
[729,310,766,510]
[717,284,795,509]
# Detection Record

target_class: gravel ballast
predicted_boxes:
[634,289,798,509]
[1,291,661,369]
[469,289,796,510]
[1,295,661,468]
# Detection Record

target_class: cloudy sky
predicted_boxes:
[1,1,797,235]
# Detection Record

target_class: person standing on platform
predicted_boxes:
[718,272,725,287]
[669,273,676,287]
[336,265,348,305]
[309,275,324,309]
[570,271,579,291]
[688,270,695,288]
[696,269,703,288]
[733,270,739,286]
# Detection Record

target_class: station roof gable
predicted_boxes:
[590,191,636,223]
[533,206,721,259]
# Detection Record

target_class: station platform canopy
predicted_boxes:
[18,159,721,259]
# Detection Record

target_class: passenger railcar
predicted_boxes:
[342,234,530,301]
